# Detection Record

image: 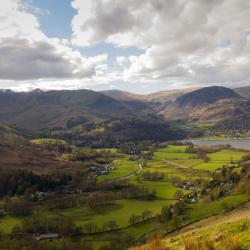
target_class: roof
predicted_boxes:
[34,233,59,240]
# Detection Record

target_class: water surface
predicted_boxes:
[184,138,250,151]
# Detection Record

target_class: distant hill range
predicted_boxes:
[0,89,135,130]
[1,85,250,134]
[102,87,199,103]
[159,86,250,129]
[234,85,250,99]
[0,89,185,145]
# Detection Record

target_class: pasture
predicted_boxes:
[208,150,248,161]
[0,216,22,234]
[98,156,139,182]
[60,199,172,228]
[193,162,227,171]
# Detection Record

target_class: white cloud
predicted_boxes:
[0,0,108,82]
[71,0,250,87]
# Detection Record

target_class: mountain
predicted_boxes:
[101,89,154,111]
[101,90,147,102]
[0,89,134,130]
[162,86,244,123]
[147,87,200,103]
[176,86,240,107]
[234,85,250,99]
[102,88,200,103]
[101,88,200,113]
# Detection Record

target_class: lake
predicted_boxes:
[184,138,250,150]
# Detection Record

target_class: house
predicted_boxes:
[33,233,59,241]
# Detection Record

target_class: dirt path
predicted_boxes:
[163,160,188,169]
[165,201,250,238]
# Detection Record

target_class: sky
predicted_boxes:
[0,0,250,94]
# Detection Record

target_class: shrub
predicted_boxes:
[183,237,214,250]
[133,236,172,250]
[216,236,241,250]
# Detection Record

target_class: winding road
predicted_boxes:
[108,164,143,182]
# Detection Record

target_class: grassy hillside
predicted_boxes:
[0,124,72,174]
[132,202,250,250]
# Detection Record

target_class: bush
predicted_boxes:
[183,237,214,250]
[134,236,172,250]
[217,236,241,250]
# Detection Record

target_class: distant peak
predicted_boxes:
[30,88,44,93]
[0,89,14,94]
[176,86,240,107]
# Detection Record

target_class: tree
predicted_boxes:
[5,198,32,216]
[173,190,185,200]
[142,210,153,221]
[103,220,118,231]
[161,206,172,221]
[129,214,141,225]
[82,223,99,233]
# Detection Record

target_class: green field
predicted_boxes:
[60,199,172,228]
[98,157,139,182]
[0,216,22,234]
[193,162,226,171]
[131,180,182,199]
[158,145,188,153]
[187,194,248,221]
[153,145,195,160]
[31,138,68,145]
[208,150,248,161]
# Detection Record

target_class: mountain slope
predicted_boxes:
[162,86,244,123]
[101,90,147,102]
[176,86,240,107]
[101,89,157,111]
[234,85,250,99]
[0,124,71,174]
[147,87,200,103]
[0,89,134,130]
[101,88,201,113]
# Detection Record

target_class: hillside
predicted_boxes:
[133,202,250,250]
[175,86,240,107]
[101,90,147,102]
[147,87,200,103]
[101,90,154,111]
[234,85,250,99]
[0,89,134,130]
[162,86,246,123]
[102,88,200,103]
[0,125,71,174]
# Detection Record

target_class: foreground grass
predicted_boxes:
[162,217,250,250]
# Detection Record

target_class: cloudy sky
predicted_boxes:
[1,0,250,93]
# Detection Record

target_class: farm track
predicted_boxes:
[163,160,188,169]
[108,164,143,182]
